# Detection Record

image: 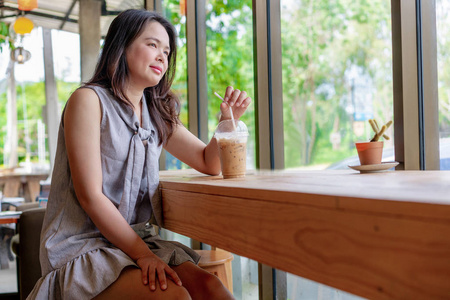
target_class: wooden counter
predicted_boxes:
[159,169,450,300]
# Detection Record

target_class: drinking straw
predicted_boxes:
[214,92,237,130]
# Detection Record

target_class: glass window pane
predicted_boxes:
[287,272,366,300]
[205,0,256,170]
[163,0,190,171]
[1,28,46,168]
[281,0,394,170]
[163,1,189,127]
[437,0,450,170]
[238,256,259,299]
[1,28,77,169]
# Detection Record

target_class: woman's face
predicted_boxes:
[126,21,171,89]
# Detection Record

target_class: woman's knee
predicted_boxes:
[94,267,192,300]
[141,279,192,300]
[162,283,192,300]
[202,272,223,288]
[134,280,192,300]
[173,262,233,299]
[200,272,233,297]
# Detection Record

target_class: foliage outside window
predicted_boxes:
[281,0,393,170]
[162,0,189,170]
[163,1,188,127]
[0,21,15,52]
[205,0,256,169]
[437,0,450,170]
[0,27,79,167]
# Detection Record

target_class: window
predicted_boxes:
[161,0,191,171]
[205,0,256,170]
[287,275,364,300]
[437,0,450,170]
[281,0,394,170]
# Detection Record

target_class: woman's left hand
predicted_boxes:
[219,86,252,121]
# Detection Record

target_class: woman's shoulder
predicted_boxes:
[67,87,101,109]
[64,87,102,127]
[78,85,119,108]
[72,86,98,97]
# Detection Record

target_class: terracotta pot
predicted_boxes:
[355,141,383,165]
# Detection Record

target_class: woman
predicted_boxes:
[28,9,251,300]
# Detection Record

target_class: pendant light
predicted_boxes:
[11,46,31,64]
[18,0,38,11]
[13,16,34,35]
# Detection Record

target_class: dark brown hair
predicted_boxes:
[86,9,180,145]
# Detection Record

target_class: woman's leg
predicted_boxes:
[93,266,191,300]
[172,261,235,300]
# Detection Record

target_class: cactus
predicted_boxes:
[368,119,392,142]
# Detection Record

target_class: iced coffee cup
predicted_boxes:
[214,120,249,179]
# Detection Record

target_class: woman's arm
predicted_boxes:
[64,88,180,291]
[164,86,251,175]
[164,124,221,175]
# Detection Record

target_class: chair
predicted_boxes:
[195,247,234,294]
[11,206,45,299]
[0,197,25,270]
[0,226,15,269]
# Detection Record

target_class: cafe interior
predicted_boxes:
[1,0,449,299]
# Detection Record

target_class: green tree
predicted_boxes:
[0,21,15,53]
[0,80,77,165]
[164,0,255,166]
[205,0,254,136]
[163,1,189,126]
[437,0,450,135]
[281,0,392,167]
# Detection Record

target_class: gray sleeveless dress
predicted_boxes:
[27,85,200,300]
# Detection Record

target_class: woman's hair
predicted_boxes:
[86,9,180,145]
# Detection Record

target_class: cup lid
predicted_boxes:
[215,120,248,138]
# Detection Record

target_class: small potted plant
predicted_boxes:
[355,119,392,165]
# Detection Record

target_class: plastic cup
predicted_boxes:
[215,120,249,179]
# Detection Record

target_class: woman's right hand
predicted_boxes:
[219,86,252,121]
[136,253,182,291]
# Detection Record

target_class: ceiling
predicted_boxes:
[0,0,145,36]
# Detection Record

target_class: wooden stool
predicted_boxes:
[195,248,234,294]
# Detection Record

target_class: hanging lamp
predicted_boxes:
[11,46,31,64]
[18,0,38,11]
[13,16,34,35]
